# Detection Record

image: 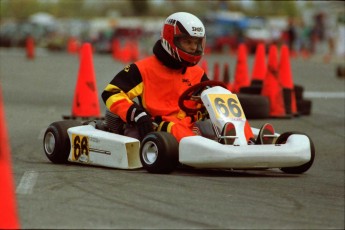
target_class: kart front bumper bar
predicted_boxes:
[179,134,311,169]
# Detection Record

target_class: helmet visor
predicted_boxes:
[174,35,205,56]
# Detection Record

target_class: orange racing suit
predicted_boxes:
[102,41,208,142]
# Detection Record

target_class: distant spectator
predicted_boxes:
[310,12,326,54]
[286,18,296,52]
[295,19,310,54]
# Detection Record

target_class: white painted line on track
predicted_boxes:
[305,91,345,99]
[16,171,39,195]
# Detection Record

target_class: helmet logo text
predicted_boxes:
[192,27,203,32]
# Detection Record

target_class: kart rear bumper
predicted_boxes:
[67,125,141,169]
[179,134,311,169]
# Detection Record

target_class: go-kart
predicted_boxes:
[43,81,315,174]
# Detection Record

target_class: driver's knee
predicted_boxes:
[170,123,195,142]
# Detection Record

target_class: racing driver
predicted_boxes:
[102,12,254,143]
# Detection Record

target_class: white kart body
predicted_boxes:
[66,86,312,170]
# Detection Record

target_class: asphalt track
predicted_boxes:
[1,48,344,229]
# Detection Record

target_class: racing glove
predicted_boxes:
[126,103,154,141]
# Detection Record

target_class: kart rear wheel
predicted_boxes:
[277,132,315,174]
[43,120,81,164]
[140,132,179,174]
[297,99,312,115]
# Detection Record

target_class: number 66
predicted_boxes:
[214,97,242,118]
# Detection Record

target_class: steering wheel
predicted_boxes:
[178,80,228,115]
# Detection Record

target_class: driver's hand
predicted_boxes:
[126,104,154,141]
[136,115,154,141]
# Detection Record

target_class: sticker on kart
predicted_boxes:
[208,94,245,120]
[72,134,90,162]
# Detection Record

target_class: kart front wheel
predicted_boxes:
[43,120,81,164]
[277,132,315,174]
[140,132,179,174]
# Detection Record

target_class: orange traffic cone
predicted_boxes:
[232,43,250,93]
[223,63,232,91]
[200,59,208,75]
[251,43,266,85]
[204,46,212,55]
[261,44,287,118]
[213,62,220,81]
[131,39,140,61]
[120,40,132,63]
[67,37,79,54]
[111,39,121,60]
[68,43,101,119]
[0,84,20,229]
[26,36,35,59]
[279,44,298,116]
[279,45,294,88]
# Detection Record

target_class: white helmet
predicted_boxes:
[161,12,206,67]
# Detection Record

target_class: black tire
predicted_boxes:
[239,85,262,95]
[43,120,82,164]
[336,65,345,78]
[251,79,264,87]
[297,99,312,115]
[276,132,315,174]
[237,94,270,119]
[294,84,304,101]
[140,132,179,174]
[283,88,293,115]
